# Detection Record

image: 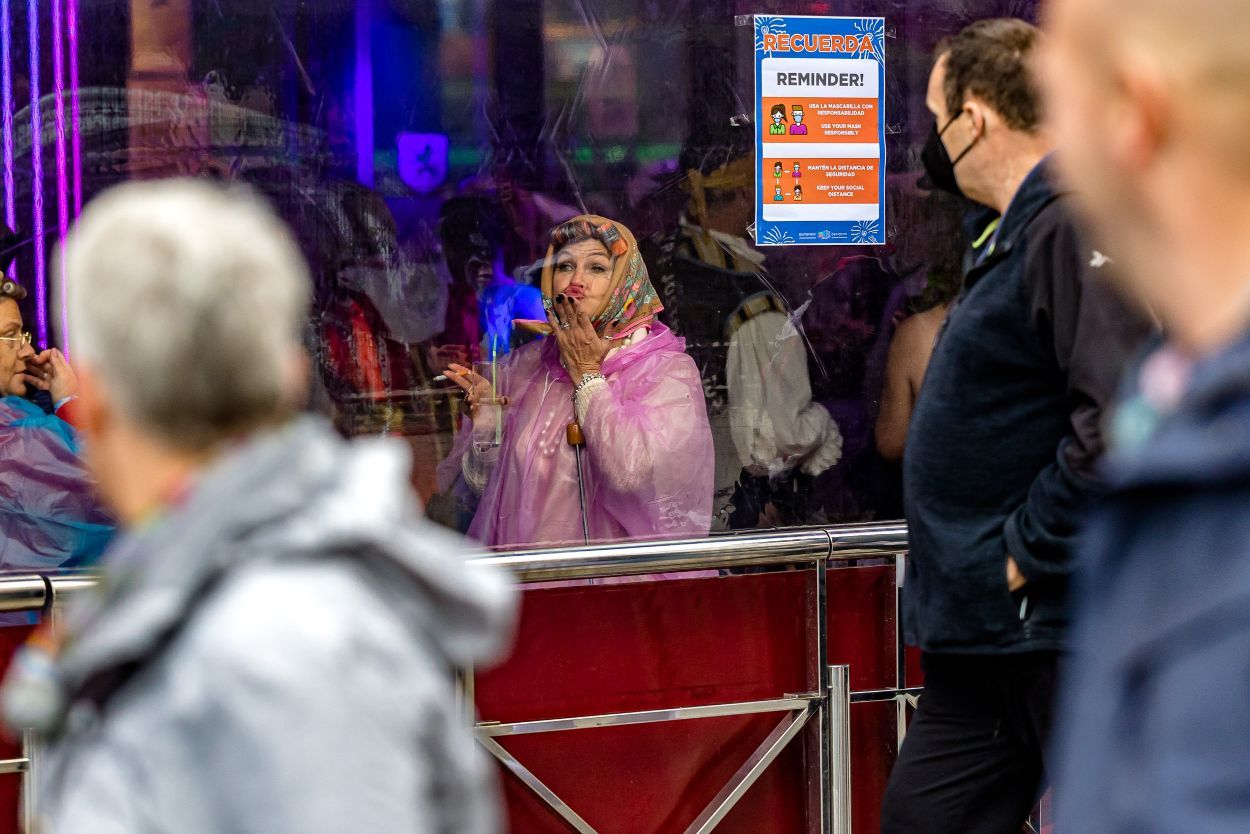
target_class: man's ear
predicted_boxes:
[1112,49,1169,174]
[964,101,989,142]
[74,364,110,438]
[281,347,312,410]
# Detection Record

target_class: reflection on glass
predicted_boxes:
[470,359,508,451]
[644,151,849,531]
[438,196,545,364]
[437,215,714,548]
[0,274,112,572]
[0,0,1036,553]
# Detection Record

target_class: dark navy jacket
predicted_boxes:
[1057,334,1250,832]
[903,160,1151,654]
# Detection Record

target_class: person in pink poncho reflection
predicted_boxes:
[437,215,714,550]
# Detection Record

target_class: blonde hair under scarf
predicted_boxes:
[519,214,663,341]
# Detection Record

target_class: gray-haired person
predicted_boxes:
[0,180,515,834]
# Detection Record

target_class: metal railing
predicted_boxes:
[469,521,912,834]
[0,521,908,599]
[0,520,913,834]
[474,521,908,581]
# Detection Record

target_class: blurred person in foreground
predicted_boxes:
[438,215,714,549]
[0,266,112,569]
[881,20,1152,833]
[0,180,515,833]
[1044,0,1250,828]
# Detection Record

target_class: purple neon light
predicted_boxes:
[28,0,46,347]
[0,0,14,236]
[354,0,374,187]
[67,0,79,216]
[51,0,70,353]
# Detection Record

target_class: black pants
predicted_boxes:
[881,651,1059,834]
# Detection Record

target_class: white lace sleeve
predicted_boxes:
[573,377,609,425]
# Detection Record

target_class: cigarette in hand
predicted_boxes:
[433,369,471,382]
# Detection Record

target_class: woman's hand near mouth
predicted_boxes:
[548,294,614,379]
[23,349,78,402]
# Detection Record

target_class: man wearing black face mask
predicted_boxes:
[881,19,1153,834]
[920,112,1001,274]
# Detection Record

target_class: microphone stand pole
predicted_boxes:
[566,421,591,545]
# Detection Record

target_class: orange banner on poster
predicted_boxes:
[762,158,879,206]
[760,97,878,145]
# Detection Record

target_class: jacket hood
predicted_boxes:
[1110,332,1250,490]
[56,418,515,691]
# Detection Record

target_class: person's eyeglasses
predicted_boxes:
[0,332,32,347]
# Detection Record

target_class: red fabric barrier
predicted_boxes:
[478,563,906,832]
[826,564,896,690]
[478,570,817,724]
[0,626,33,834]
[496,715,816,833]
[851,701,898,834]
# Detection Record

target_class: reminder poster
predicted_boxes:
[754,15,886,246]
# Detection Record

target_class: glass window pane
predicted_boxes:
[1,0,1040,554]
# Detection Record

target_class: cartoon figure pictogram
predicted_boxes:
[769,104,787,135]
[790,106,808,135]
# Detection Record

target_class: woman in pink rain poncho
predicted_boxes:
[438,215,713,549]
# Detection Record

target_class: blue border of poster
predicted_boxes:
[754,15,887,246]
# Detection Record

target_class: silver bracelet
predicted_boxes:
[573,371,606,398]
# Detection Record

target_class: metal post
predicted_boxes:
[21,729,34,834]
[457,664,476,727]
[828,664,851,834]
[815,556,831,834]
[23,575,60,834]
[894,551,909,750]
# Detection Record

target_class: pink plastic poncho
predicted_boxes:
[438,323,714,550]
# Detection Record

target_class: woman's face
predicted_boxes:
[552,238,613,314]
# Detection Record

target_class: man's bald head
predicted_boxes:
[1045,0,1250,352]
[1051,0,1250,176]
[1087,0,1250,61]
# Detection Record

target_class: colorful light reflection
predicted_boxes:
[28,0,46,348]
[355,0,374,187]
[51,0,69,353]
[1,0,14,237]
[67,0,79,216]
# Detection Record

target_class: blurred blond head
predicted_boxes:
[1042,0,1250,350]
[62,179,311,520]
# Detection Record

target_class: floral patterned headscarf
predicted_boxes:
[530,215,663,340]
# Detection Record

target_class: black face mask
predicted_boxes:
[920,112,978,197]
